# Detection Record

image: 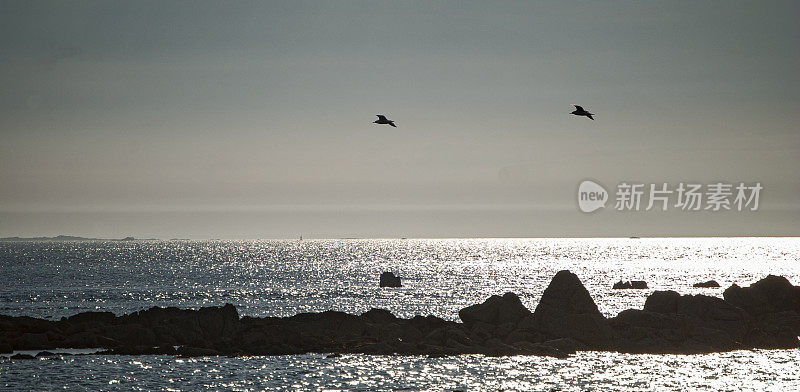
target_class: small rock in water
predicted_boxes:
[693,280,721,288]
[379,272,402,287]
[613,280,648,289]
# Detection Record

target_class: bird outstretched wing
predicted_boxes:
[376,115,388,121]
[572,104,585,112]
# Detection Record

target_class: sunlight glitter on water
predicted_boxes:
[3,350,800,391]
[2,238,800,391]
[1,238,799,321]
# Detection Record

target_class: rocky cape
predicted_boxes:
[2,270,799,359]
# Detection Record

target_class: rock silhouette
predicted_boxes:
[458,292,530,326]
[2,271,799,359]
[723,275,800,316]
[693,280,721,288]
[613,280,648,289]
[379,272,402,287]
[522,270,613,349]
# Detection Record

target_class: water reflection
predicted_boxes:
[3,350,799,391]
[1,238,798,320]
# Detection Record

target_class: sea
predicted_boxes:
[1,237,799,391]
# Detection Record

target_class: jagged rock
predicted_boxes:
[693,280,720,288]
[613,280,648,289]
[724,275,800,317]
[360,308,397,324]
[609,309,739,354]
[458,292,531,326]
[644,290,751,343]
[3,272,800,358]
[523,270,612,349]
[379,272,402,287]
[612,287,799,353]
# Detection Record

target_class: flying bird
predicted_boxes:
[373,114,396,127]
[570,104,595,120]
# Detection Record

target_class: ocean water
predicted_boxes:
[1,238,800,391]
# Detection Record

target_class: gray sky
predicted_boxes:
[1,1,798,238]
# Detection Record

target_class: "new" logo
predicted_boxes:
[578,180,608,213]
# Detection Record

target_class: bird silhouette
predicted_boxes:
[373,114,396,127]
[570,104,595,120]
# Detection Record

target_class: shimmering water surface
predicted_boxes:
[2,238,799,390]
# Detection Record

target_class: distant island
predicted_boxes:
[0,235,150,242]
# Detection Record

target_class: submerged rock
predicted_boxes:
[379,272,402,287]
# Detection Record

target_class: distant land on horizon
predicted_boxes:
[0,235,153,242]
[1,235,798,242]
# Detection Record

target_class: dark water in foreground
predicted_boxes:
[1,238,799,390]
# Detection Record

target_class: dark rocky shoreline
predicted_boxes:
[2,270,799,359]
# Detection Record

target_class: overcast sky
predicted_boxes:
[1,1,798,238]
